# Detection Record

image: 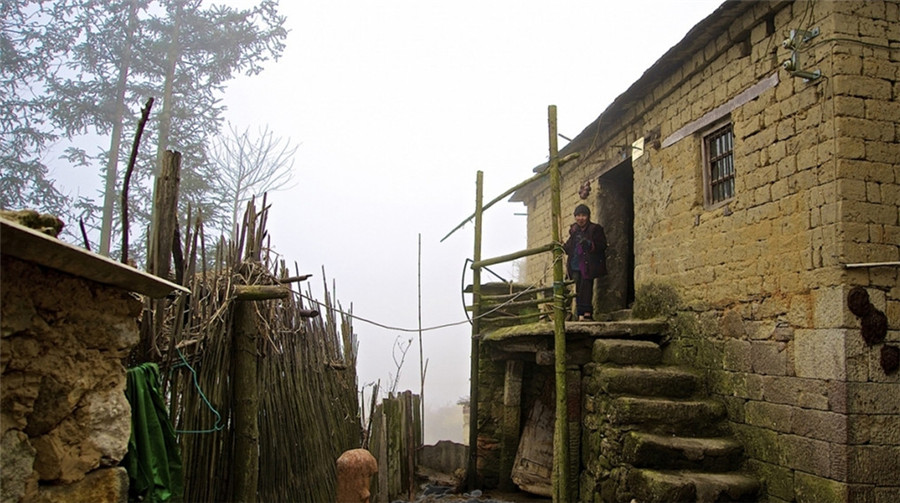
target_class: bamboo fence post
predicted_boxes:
[467,170,484,490]
[417,233,425,446]
[548,105,570,503]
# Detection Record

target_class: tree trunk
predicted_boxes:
[99,0,140,255]
[148,1,182,251]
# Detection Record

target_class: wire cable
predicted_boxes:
[295,251,567,335]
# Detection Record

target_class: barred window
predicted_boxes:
[705,124,735,205]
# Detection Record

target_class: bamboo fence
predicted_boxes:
[368,390,422,503]
[139,198,360,502]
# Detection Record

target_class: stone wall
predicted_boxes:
[517,1,899,501]
[1,256,140,502]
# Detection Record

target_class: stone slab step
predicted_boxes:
[608,397,727,435]
[593,339,661,365]
[595,309,634,321]
[597,366,700,398]
[627,469,760,503]
[623,432,744,471]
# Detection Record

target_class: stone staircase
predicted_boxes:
[583,336,760,503]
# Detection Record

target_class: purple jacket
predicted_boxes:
[564,221,608,279]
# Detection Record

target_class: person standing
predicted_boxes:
[563,204,607,320]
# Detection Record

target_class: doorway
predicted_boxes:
[595,159,635,312]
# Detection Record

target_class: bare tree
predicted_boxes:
[207,122,298,236]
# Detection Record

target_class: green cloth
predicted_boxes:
[123,363,184,502]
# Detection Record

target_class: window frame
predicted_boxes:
[702,121,736,209]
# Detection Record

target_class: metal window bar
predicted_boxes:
[708,125,735,204]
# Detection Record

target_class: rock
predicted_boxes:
[1,429,37,503]
[32,467,129,503]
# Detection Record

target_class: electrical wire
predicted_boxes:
[296,251,567,335]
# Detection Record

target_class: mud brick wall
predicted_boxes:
[1,256,141,502]
[517,1,899,501]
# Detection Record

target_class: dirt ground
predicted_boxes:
[410,488,551,503]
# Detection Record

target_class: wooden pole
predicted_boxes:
[548,105,570,503]
[441,152,578,243]
[233,284,291,301]
[471,242,556,269]
[147,149,181,277]
[232,299,259,503]
[466,170,484,490]
[417,233,425,445]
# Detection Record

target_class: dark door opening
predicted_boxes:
[595,159,635,312]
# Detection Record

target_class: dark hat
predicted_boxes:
[574,204,591,216]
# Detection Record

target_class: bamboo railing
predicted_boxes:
[446,106,578,502]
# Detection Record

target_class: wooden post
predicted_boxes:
[548,105,570,503]
[232,299,259,503]
[139,149,181,360]
[148,150,181,278]
[499,360,523,490]
[230,282,291,503]
[467,170,484,490]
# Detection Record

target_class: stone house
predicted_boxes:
[0,216,187,502]
[501,1,898,502]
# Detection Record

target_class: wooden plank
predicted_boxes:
[0,219,188,298]
[511,383,554,497]
[499,361,523,490]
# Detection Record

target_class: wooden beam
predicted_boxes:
[233,284,291,301]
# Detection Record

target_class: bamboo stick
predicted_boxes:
[467,170,484,491]
[471,242,557,269]
[548,105,571,503]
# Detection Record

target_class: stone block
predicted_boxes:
[751,341,789,376]
[813,286,851,328]
[787,293,813,328]
[846,382,900,414]
[792,408,848,443]
[794,470,849,503]
[782,434,832,477]
[33,466,128,503]
[745,400,793,432]
[734,423,785,465]
[796,389,829,413]
[745,459,794,502]
[848,414,900,445]
[875,487,900,503]
[849,445,900,485]
[794,329,847,380]
[832,75,893,100]
[723,339,752,372]
[1,430,36,503]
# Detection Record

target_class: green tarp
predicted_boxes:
[123,363,183,502]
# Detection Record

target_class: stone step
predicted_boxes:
[595,309,634,321]
[593,339,661,365]
[596,366,700,398]
[608,397,727,435]
[623,432,744,472]
[627,469,760,503]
